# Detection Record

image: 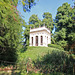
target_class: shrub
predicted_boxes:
[48,44,64,50]
[35,50,74,74]
[42,50,67,65]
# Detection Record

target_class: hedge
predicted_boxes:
[48,44,64,50]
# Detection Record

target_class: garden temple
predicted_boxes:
[29,25,51,47]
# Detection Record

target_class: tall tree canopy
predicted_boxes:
[0,0,37,63]
[0,0,25,63]
[22,0,36,12]
[54,3,75,49]
[42,12,54,33]
[23,25,30,46]
[24,12,54,46]
[23,14,41,46]
[29,14,41,27]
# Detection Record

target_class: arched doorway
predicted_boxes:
[36,36,38,46]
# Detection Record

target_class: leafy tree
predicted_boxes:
[42,12,54,44]
[0,0,23,63]
[24,14,41,46]
[42,12,54,33]
[0,0,38,63]
[24,12,54,45]
[54,3,75,49]
[0,0,32,64]
[29,14,41,27]
[22,0,36,12]
[23,25,30,46]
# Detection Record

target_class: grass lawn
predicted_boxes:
[18,46,63,62]
[0,47,71,75]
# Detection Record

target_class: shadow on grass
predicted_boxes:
[20,46,28,53]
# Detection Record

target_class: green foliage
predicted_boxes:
[49,72,69,75]
[54,3,75,49]
[29,14,41,27]
[0,0,24,64]
[0,0,38,63]
[18,46,60,62]
[17,47,66,74]
[24,12,54,46]
[42,12,54,32]
[35,50,75,74]
[43,12,52,19]
[28,72,43,75]
[23,25,30,46]
[16,47,75,75]
[42,12,54,44]
[0,0,18,6]
[48,44,64,50]
[22,0,36,12]
[41,50,67,65]
[24,14,41,46]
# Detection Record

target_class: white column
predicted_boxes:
[45,35,47,47]
[48,34,51,44]
[38,35,40,46]
[33,35,35,46]
[43,34,45,46]
[30,34,32,46]
[50,34,51,44]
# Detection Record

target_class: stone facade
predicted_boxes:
[29,26,51,47]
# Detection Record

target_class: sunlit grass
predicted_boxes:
[18,46,63,61]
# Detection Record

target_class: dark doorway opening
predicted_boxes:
[32,37,33,46]
[41,36,43,45]
[36,36,38,46]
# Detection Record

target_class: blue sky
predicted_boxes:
[17,0,73,24]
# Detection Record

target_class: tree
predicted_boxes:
[0,0,32,64]
[23,25,30,46]
[42,12,54,33]
[23,14,41,46]
[42,12,54,44]
[0,0,24,63]
[0,0,38,64]
[24,12,54,46]
[22,0,37,12]
[54,3,75,49]
[29,14,41,27]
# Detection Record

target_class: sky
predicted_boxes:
[17,0,73,24]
